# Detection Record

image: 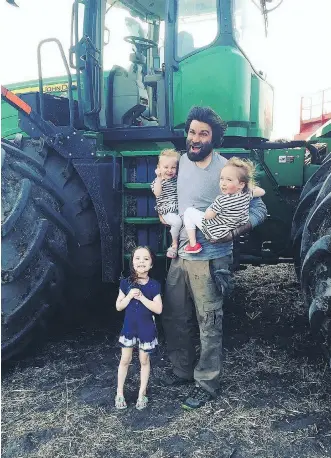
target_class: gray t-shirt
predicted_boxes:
[177,152,228,215]
[177,152,232,260]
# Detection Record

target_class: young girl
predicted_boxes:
[183,157,266,253]
[115,246,162,410]
[151,149,182,258]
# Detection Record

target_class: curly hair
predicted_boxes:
[225,157,257,191]
[185,106,228,147]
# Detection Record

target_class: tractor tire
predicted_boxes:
[291,157,331,277]
[299,171,331,360]
[1,136,101,360]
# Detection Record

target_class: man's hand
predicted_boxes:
[211,221,252,243]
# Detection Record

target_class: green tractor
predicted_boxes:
[1,0,330,361]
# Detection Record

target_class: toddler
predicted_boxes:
[183,157,265,253]
[151,149,182,258]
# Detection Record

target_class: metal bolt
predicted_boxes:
[73,131,76,135]
[67,136,70,139]
[81,139,83,142]
[69,153,72,156]
[91,152,94,156]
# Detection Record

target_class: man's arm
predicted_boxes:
[248,196,267,228]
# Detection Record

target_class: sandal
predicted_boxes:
[166,246,178,259]
[136,395,148,410]
[115,395,127,410]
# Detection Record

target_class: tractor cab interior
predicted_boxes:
[103,2,166,129]
[105,35,163,127]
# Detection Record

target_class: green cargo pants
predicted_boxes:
[162,255,232,396]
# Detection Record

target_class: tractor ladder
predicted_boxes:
[120,150,168,278]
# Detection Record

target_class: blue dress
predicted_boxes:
[118,277,161,352]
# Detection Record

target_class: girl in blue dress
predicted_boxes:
[115,246,163,410]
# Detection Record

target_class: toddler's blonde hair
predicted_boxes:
[224,157,257,190]
[158,148,180,164]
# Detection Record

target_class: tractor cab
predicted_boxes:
[70,0,274,144]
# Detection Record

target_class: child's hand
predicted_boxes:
[128,288,141,300]
[155,168,162,179]
[138,292,146,303]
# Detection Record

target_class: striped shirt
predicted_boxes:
[151,176,178,215]
[202,191,252,240]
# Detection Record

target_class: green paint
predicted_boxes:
[263,148,306,187]
[173,46,273,139]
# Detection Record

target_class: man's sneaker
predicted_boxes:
[184,243,202,254]
[161,371,194,386]
[181,385,213,410]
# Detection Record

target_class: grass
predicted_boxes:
[2,264,331,458]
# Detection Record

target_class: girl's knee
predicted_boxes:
[139,351,150,365]
[120,349,133,366]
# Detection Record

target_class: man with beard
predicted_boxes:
[161,106,267,409]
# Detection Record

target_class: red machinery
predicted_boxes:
[295,88,331,140]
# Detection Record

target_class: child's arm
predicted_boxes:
[251,186,265,198]
[204,208,217,220]
[138,293,163,315]
[204,196,223,220]
[151,169,163,197]
[116,288,140,311]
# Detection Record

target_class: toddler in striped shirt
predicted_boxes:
[183,157,266,254]
[151,149,182,258]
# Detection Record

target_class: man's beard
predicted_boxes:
[186,139,213,162]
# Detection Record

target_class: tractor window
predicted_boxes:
[103,7,148,71]
[233,0,267,73]
[176,0,218,59]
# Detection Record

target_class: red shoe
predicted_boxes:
[184,243,202,254]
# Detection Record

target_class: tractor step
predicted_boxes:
[124,217,160,224]
[120,151,168,273]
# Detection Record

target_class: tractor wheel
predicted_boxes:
[300,173,331,360]
[291,157,331,277]
[1,136,101,360]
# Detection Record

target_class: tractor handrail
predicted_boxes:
[300,88,331,126]
[70,0,84,123]
[37,38,75,128]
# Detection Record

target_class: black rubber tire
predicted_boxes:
[1,136,101,360]
[300,173,331,359]
[291,158,331,278]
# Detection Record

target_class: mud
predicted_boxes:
[2,264,331,458]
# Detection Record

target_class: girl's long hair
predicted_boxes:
[128,246,155,287]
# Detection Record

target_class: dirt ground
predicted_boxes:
[2,264,331,458]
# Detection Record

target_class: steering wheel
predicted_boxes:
[124,36,158,51]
